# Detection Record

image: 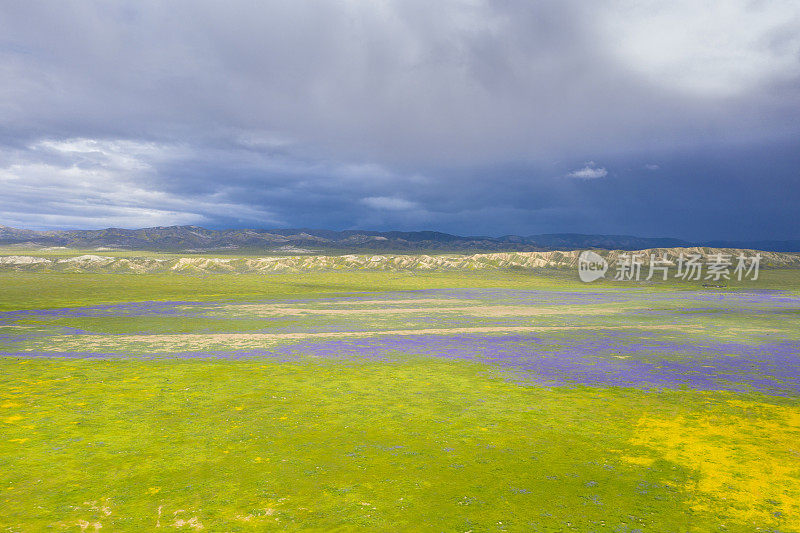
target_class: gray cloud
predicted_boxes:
[361,197,419,211]
[0,1,799,237]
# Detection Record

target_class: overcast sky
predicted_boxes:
[1,1,799,239]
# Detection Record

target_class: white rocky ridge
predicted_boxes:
[0,255,51,264]
[0,248,797,273]
[59,254,114,263]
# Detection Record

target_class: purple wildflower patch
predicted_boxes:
[2,288,799,395]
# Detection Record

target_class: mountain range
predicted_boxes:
[1,224,798,253]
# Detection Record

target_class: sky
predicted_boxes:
[1,1,799,240]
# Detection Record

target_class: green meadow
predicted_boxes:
[4,358,798,532]
[1,267,797,312]
[1,268,799,531]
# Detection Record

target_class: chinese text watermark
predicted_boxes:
[577,251,761,283]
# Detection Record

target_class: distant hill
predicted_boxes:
[0,224,798,253]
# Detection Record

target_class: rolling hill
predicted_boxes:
[1,224,798,253]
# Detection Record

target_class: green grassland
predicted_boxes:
[1,268,800,531]
[1,268,797,312]
[3,358,798,532]
[0,270,547,312]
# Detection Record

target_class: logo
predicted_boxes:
[578,250,607,282]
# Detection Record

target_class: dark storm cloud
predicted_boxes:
[0,0,799,238]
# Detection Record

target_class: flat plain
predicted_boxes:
[1,267,799,531]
